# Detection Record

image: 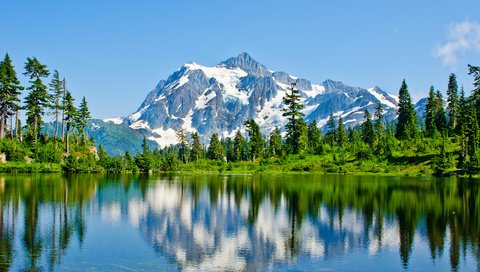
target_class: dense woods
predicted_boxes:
[1,52,480,176]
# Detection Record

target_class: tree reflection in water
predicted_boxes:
[0,174,478,271]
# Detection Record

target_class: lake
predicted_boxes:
[0,174,478,271]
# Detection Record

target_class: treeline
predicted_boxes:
[98,64,480,175]
[0,53,97,172]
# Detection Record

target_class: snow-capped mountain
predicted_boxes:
[104,53,401,148]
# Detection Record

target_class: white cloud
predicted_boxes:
[433,20,480,65]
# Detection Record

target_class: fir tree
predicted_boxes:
[395,80,418,139]
[49,70,64,139]
[176,128,189,163]
[434,90,447,133]
[245,119,264,161]
[63,91,76,155]
[282,80,304,154]
[446,73,458,132]
[269,127,283,157]
[374,103,384,153]
[307,120,322,154]
[337,116,347,147]
[76,96,91,140]
[425,86,437,137]
[361,110,374,146]
[207,133,224,160]
[190,132,202,162]
[0,54,23,139]
[23,57,50,143]
[233,130,245,162]
[326,113,336,147]
[469,65,480,122]
[466,103,480,173]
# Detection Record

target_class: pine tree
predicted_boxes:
[63,91,76,155]
[326,113,336,147]
[0,54,23,139]
[361,110,374,146]
[49,70,64,139]
[434,90,447,133]
[76,96,91,140]
[207,133,224,160]
[425,86,437,137]
[307,120,322,154]
[374,103,385,154]
[176,128,189,163]
[446,73,458,132]
[23,57,50,143]
[337,116,346,147]
[466,103,480,173]
[395,80,418,139]
[269,127,283,157]
[233,130,245,162]
[282,80,305,154]
[245,119,264,161]
[469,65,480,122]
[190,132,202,162]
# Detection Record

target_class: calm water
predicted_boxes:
[0,174,479,271]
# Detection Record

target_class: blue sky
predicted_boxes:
[1,0,479,119]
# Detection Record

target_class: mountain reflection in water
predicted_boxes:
[0,174,479,271]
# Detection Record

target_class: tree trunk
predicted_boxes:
[55,108,59,139]
[9,115,13,139]
[61,80,66,140]
[0,112,5,139]
[15,111,19,139]
[65,125,69,155]
[34,115,37,143]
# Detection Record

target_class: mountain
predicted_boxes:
[101,53,403,149]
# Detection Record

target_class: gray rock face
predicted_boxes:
[106,53,420,147]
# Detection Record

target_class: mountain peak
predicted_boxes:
[219,53,271,76]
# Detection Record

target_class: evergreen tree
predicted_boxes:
[361,110,374,146]
[425,86,437,137]
[446,73,458,132]
[222,137,234,162]
[245,119,264,161]
[49,70,64,139]
[0,53,23,139]
[76,96,91,140]
[374,103,384,152]
[233,130,245,162]
[23,57,50,143]
[207,133,224,160]
[176,128,189,163]
[395,80,418,139]
[466,103,480,173]
[337,116,347,147]
[63,91,76,155]
[434,90,447,133]
[282,80,305,154]
[190,132,202,162]
[307,120,322,154]
[269,127,283,157]
[135,136,152,172]
[469,65,480,119]
[326,113,336,147]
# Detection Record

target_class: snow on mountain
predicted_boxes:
[105,53,408,148]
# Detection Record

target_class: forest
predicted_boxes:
[1,52,480,176]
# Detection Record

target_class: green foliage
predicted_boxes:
[207,133,224,161]
[245,119,264,160]
[396,80,418,140]
[282,81,305,154]
[23,57,50,143]
[190,132,203,162]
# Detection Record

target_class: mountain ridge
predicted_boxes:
[97,53,421,152]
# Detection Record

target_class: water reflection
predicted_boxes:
[0,174,479,271]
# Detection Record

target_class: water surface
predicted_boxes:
[0,174,479,271]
